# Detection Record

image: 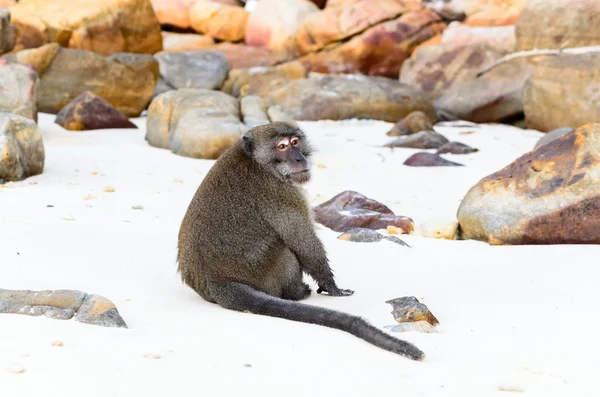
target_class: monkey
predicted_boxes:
[177,122,424,361]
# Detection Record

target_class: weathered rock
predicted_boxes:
[295,0,423,56]
[0,62,37,121]
[245,0,319,57]
[523,54,600,133]
[155,50,229,94]
[55,92,137,131]
[240,95,269,129]
[461,0,530,26]
[404,152,464,167]
[0,1,16,7]
[385,320,438,333]
[0,6,16,55]
[386,296,439,325]
[313,190,414,233]
[3,44,159,117]
[266,105,296,124]
[189,0,248,42]
[337,228,409,246]
[385,130,449,149]
[151,0,196,29]
[434,58,533,123]
[222,61,307,98]
[439,22,516,53]
[9,0,162,55]
[534,127,574,150]
[207,42,287,69]
[0,112,44,182]
[516,0,600,51]
[161,31,215,52]
[386,111,434,136]
[416,220,459,240]
[297,9,445,78]
[265,73,436,122]
[437,141,478,154]
[458,123,600,244]
[0,288,127,328]
[146,88,244,159]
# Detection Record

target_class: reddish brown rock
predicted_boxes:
[385,130,449,149]
[313,190,414,233]
[245,0,319,57]
[404,152,464,167]
[189,1,248,42]
[437,142,478,154]
[206,42,287,69]
[10,0,162,55]
[162,32,215,52]
[516,0,600,51]
[55,92,137,131]
[298,9,445,78]
[386,111,433,136]
[534,128,574,150]
[222,61,307,98]
[523,53,600,132]
[457,124,600,245]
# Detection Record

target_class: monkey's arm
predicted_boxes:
[266,207,353,297]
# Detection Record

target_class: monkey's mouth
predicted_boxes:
[289,169,311,184]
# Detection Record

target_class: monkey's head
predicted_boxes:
[242,122,313,185]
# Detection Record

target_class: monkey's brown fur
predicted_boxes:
[177,122,424,360]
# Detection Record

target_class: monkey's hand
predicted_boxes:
[316,286,354,296]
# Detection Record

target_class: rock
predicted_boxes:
[386,296,439,325]
[439,22,516,53]
[0,62,37,121]
[313,190,414,233]
[161,32,215,52]
[9,0,162,55]
[416,220,459,239]
[155,51,229,94]
[245,0,319,57]
[189,1,249,42]
[151,0,196,29]
[534,127,574,150]
[240,96,269,129]
[0,112,44,182]
[400,43,507,98]
[265,73,436,122]
[266,105,296,124]
[385,320,438,333]
[0,288,127,328]
[206,42,287,69]
[386,111,434,136]
[222,61,307,98]
[523,54,600,133]
[516,0,600,51]
[337,228,409,246]
[1,6,16,55]
[0,1,16,7]
[434,57,533,123]
[297,9,445,78]
[3,44,159,117]
[385,130,449,149]
[436,141,478,154]
[404,152,464,167]
[295,0,423,56]
[458,124,600,244]
[461,0,530,26]
[146,88,244,159]
[55,92,138,131]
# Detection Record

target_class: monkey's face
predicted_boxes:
[273,136,312,185]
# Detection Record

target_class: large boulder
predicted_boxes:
[151,0,196,29]
[245,0,319,57]
[9,0,162,55]
[189,0,248,42]
[516,0,600,51]
[523,53,600,132]
[3,44,159,117]
[205,42,287,68]
[460,0,531,26]
[264,73,435,122]
[457,123,600,245]
[297,9,445,78]
[0,61,37,121]
[155,51,229,94]
[222,61,307,97]
[0,6,16,54]
[146,89,244,159]
[0,112,44,182]
[161,32,215,52]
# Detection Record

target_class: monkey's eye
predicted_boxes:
[278,143,287,150]
[291,138,299,146]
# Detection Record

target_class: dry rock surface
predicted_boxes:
[0,112,44,182]
[0,288,127,328]
[404,152,464,167]
[55,92,138,131]
[337,228,409,246]
[0,61,37,121]
[385,130,449,149]
[0,6,16,54]
[386,296,439,326]
[222,61,307,98]
[386,111,434,137]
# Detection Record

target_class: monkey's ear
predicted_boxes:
[242,135,254,156]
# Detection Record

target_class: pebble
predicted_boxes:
[173,178,183,183]
[498,384,525,393]
[5,363,25,374]
[62,216,75,221]
[51,340,64,347]
[83,194,97,200]
[131,205,144,210]
[103,186,115,192]
[144,353,162,359]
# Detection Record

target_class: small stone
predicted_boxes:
[83,194,97,200]
[459,130,475,135]
[173,178,183,183]
[384,320,438,333]
[62,216,74,221]
[244,363,252,368]
[386,225,404,235]
[404,152,464,167]
[103,186,115,192]
[91,171,99,175]
[75,294,128,328]
[144,353,161,359]
[338,228,410,247]
[131,205,144,210]
[498,384,525,393]
[436,142,478,155]
[386,111,434,136]
[386,296,439,326]
[5,363,25,374]
[317,164,327,169]
[385,130,449,149]
[51,340,64,347]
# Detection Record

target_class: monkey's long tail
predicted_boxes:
[210,282,425,361]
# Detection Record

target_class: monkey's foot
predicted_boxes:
[316,287,354,297]
[282,283,312,301]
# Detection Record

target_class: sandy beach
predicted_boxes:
[1,113,598,397]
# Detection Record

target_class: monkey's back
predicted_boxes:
[177,141,300,300]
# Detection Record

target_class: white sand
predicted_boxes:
[1,113,598,396]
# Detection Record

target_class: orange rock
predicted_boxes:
[189,1,248,42]
[462,0,530,27]
[150,0,197,29]
[161,32,215,52]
